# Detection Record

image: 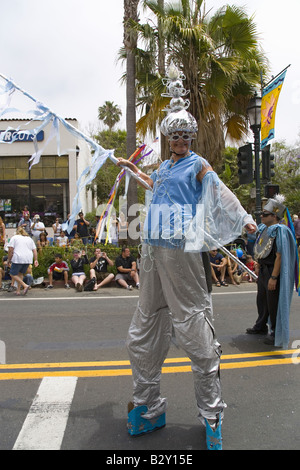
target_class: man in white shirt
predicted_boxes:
[31,215,45,243]
[7,227,39,295]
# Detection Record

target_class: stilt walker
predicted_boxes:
[117,64,257,450]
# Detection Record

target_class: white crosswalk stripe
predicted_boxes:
[13,376,77,450]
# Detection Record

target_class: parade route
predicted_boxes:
[0,283,299,450]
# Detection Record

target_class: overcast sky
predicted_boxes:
[1,0,299,146]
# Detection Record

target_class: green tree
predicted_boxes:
[131,0,269,164]
[271,140,300,215]
[93,129,127,204]
[98,101,122,131]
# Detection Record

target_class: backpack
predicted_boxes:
[84,278,96,291]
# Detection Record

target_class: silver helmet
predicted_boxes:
[263,194,286,219]
[160,63,198,138]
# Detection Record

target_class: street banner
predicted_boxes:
[261,69,287,149]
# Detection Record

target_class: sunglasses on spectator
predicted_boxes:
[169,133,193,142]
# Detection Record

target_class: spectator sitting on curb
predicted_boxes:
[71,249,89,292]
[46,253,70,289]
[242,254,257,283]
[209,249,228,287]
[89,247,114,291]
[115,246,140,290]
[23,264,34,288]
[225,250,239,285]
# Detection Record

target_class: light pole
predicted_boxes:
[247,93,262,225]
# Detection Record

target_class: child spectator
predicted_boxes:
[70,232,84,249]
[56,230,69,248]
[46,253,70,289]
[243,255,257,283]
[22,205,30,219]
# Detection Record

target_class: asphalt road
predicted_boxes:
[0,282,299,452]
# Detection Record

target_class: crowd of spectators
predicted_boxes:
[209,234,258,287]
[1,209,299,293]
[0,209,140,293]
[209,211,300,287]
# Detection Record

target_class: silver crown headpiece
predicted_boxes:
[160,62,198,137]
[263,194,286,219]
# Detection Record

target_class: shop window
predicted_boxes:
[56,167,69,179]
[30,168,43,179]
[43,167,56,178]
[56,156,68,167]
[43,156,56,167]
[3,169,16,180]
[3,157,16,169]
[16,169,28,179]
[15,157,28,169]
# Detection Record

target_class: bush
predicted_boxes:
[0,244,140,279]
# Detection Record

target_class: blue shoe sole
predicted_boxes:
[127,404,166,436]
[205,414,222,450]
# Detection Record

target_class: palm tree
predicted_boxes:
[133,0,269,164]
[123,0,139,244]
[98,101,122,131]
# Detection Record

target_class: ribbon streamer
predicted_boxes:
[95,143,154,244]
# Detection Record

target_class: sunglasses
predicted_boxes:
[261,212,273,217]
[169,133,193,142]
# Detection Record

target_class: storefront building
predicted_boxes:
[0,118,96,227]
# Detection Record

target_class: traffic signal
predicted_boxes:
[264,184,280,198]
[261,144,275,181]
[237,144,253,184]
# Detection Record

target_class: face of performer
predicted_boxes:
[169,132,192,159]
[261,211,277,226]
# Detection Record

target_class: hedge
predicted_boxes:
[0,244,140,279]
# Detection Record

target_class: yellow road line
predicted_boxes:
[0,360,131,370]
[0,350,296,380]
[0,349,295,371]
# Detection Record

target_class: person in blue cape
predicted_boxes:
[117,64,256,450]
[247,194,298,348]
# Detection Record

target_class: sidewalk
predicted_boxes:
[0,279,257,298]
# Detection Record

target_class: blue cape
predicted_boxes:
[257,223,297,348]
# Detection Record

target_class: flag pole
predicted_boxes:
[262,64,291,89]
